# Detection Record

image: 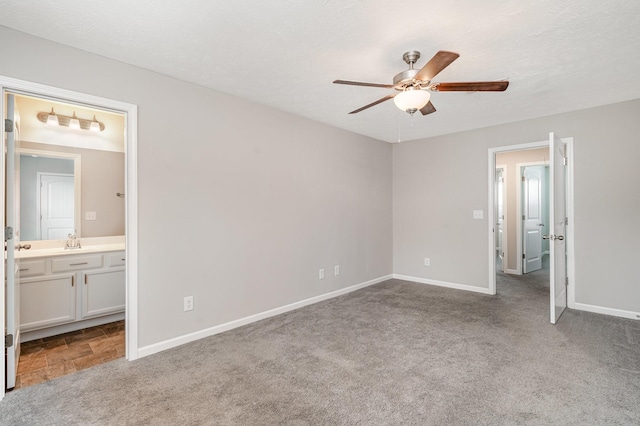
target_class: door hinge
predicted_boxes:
[563,157,568,166]
[4,226,13,241]
[5,334,14,348]
[564,217,568,226]
[565,276,569,286]
[522,253,525,259]
[521,175,525,182]
[522,215,525,221]
[4,118,14,133]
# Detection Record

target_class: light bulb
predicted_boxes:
[46,107,59,126]
[90,115,100,132]
[69,112,80,130]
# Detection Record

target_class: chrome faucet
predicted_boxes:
[65,234,81,249]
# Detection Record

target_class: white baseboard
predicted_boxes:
[392,274,492,295]
[137,274,393,358]
[505,269,520,275]
[572,302,640,321]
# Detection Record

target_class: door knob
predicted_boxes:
[17,243,31,250]
[542,235,549,240]
[556,235,564,241]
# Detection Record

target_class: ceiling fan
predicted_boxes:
[333,50,509,116]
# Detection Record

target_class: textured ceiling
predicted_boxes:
[1,0,640,142]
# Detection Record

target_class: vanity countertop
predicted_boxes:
[15,236,126,259]
[17,243,125,259]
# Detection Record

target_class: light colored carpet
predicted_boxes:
[1,272,639,425]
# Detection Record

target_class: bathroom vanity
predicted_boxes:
[17,237,125,342]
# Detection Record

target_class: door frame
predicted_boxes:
[495,164,507,273]
[487,138,575,307]
[515,161,548,275]
[0,76,139,400]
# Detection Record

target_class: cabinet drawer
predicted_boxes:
[106,251,126,267]
[19,259,47,277]
[51,254,102,273]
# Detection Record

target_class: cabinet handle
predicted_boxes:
[84,275,88,285]
[71,276,75,287]
[121,258,126,261]
[70,262,88,266]
[19,268,29,272]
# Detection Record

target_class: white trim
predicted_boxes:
[495,164,507,274]
[393,274,493,295]
[565,141,576,310]
[137,275,393,358]
[0,76,138,400]
[504,269,520,275]
[573,302,640,321]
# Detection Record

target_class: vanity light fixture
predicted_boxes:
[46,107,59,126]
[68,112,81,130]
[36,109,105,132]
[89,115,100,132]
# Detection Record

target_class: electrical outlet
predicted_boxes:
[184,296,194,311]
[334,265,340,276]
[473,210,484,219]
[319,269,325,280]
[85,211,97,221]
[424,258,430,266]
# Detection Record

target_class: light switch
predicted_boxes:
[473,210,484,219]
[86,211,97,221]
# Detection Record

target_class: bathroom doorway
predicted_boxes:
[1,77,138,397]
[488,136,575,324]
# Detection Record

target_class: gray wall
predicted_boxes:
[393,99,640,313]
[20,141,125,239]
[0,26,393,348]
[19,155,74,241]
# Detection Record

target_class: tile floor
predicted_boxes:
[13,320,125,390]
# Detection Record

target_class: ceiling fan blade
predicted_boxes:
[433,81,509,92]
[415,51,460,82]
[334,80,395,89]
[420,101,436,115]
[348,93,396,114]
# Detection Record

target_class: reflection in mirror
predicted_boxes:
[19,149,82,241]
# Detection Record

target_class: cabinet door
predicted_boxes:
[20,275,76,331]
[82,269,125,319]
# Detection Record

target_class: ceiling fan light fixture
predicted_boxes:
[46,107,59,126]
[394,89,431,114]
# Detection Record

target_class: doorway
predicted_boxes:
[488,136,575,323]
[1,76,139,399]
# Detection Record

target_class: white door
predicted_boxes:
[523,166,543,273]
[495,168,505,272]
[5,93,21,389]
[549,132,567,324]
[39,173,75,240]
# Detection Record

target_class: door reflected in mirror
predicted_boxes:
[19,150,81,241]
